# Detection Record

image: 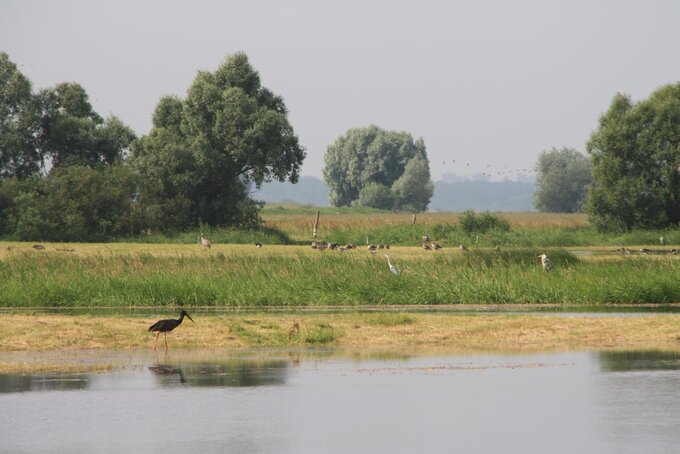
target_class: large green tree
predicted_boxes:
[533,147,592,213]
[0,52,41,179]
[587,83,680,231]
[323,125,433,211]
[1,52,135,178]
[132,53,305,229]
[35,82,135,169]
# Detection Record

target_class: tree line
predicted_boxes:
[0,52,305,241]
[533,82,680,232]
[2,48,680,239]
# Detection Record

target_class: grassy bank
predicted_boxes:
[1,244,680,308]
[2,313,680,373]
[97,208,680,248]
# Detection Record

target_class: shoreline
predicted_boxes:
[2,313,680,373]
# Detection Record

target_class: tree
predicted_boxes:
[131,53,305,229]
[586,83,680,231]
[533,147,592,213]
[391,153,434,212]
[323,125,433,211]
[3,164,137,241]
[0,52,41,179]
[1,52,135,179]
[356,183,395,209]
[35,82,135,169]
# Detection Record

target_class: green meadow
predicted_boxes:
[1,244,679,309]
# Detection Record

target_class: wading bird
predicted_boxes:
[200,234,211,249]
[537,253,552,271]
[149,310,194,351]
[384,254,399,275]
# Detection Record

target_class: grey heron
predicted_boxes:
[384,254,399,275]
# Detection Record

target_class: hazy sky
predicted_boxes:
[2,0,679,181]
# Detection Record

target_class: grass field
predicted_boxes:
[2,241,680,309]
[4,207,680,373]
[106,207,680,248]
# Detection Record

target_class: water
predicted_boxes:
[2,349,680,453]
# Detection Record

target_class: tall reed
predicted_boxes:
[2,248,680,309]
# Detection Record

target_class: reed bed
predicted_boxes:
[2,245,680,309]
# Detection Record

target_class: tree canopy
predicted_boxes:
[132,52,305,229]
[0,52,136,179]
[533,147,592,213]
[0,52,40,179]
[586,83,680,231]
[322,125,433,211]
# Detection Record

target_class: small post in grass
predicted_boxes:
[313,210,320,238]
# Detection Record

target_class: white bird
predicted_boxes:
[537,253,552,271]
[200,234,211,249]
[384,254,399,275]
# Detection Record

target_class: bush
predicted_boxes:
[459,210,510,235]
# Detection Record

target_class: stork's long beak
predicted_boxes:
[186,313,195,323]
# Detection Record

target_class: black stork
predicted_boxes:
[148,310,194,351]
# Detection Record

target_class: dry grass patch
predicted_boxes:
[1,314,680,353]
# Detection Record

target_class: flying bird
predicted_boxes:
[148,310,194,351]
[537,253,552,271]
[384,254,399,275]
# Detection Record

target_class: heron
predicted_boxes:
[148,310,194,351]
[199,234,211,249]
[537,253,552,271]
[384,254,399,275]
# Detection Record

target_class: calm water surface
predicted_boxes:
[1,349,680,453]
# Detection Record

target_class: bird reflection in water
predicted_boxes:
[149,349,187,383]
[148,364,187,384]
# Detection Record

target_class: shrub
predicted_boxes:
[459,210,510,235]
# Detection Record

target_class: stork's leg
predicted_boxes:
[164,332,168,350]
[153,332,160,351]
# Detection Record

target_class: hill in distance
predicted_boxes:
[256,175,536,212]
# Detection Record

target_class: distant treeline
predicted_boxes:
[256,176,535,212]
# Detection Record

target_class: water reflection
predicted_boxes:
[0,358,290,394]
[598,350,680,372]
[3,350,680,453]
[0,373,89,394]
[147,360,289,388]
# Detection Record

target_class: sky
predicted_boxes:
[2,0,680,182]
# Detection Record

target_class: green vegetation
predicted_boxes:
[323,125,433,211]
[587,82,680,231]
[534,147,592,213]
[0,52,304,241]
[2,245,680,309]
